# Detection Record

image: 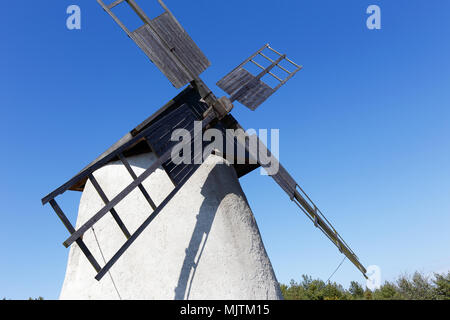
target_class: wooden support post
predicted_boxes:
[118,153,157,210]
[49,199,101,272]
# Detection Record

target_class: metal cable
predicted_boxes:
[91,227,122,300]
[326,256,347,283]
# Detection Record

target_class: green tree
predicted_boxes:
[373,281,402,300]
[363,289,373,300]
[432,272,450,300]
[349,281,364,299]
[396,272,435,300]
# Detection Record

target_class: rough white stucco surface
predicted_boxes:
[60,153,282,300]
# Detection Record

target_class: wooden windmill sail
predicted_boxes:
[42,0,367,282]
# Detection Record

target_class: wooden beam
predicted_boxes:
[118,153,157,210]
[107,0,125,10]
[49,199,101,272]
[88,173,131,239]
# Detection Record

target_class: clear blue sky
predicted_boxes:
[1,0,449,299]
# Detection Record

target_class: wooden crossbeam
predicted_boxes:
[88,173,131,239]
[49,199,101,272]
[118,153,157,210]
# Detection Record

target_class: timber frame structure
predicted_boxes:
[42,0,367,281]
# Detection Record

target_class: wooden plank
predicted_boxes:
[217,45,303,110]
[88,174,131,239]
[133,24,191,88]
[216,44,269,89]
[229,55,286,110]
[49,199,101,272]
[232,78,274,111]
[217,68,255,96]
[152,12,210,77]
[132,86,194,135]
[217,68,275,110]
[118,153,157,210]
[144,103,197,157]
[125,0,209,89]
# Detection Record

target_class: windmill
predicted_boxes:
[42,0,367,283]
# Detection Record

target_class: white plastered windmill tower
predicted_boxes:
[42,0,367,300]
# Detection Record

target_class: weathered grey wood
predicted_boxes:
[220,67,274,110]
[267,45,302,69]
[250,59,283,82]
[97,0,132,36]
[152,12,210,78]
[132,11,210,89]
[98,0,210,89]
[88,173,131,239]
[217,68,255,96]
[217,44,303,110]
[107,0,126,9]
[217,53,286,110]
[49,199,101,272]
[231,76,275,111]
[217,44,269,87]
[133,25,191,88]
[132,86,193,134]
[119,0,210,88]
[118,153,157,210]
[259,51,292,75]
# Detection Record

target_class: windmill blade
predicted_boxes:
[233,132,368,278]
[97,0,210,88]
[217,44,302,110]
